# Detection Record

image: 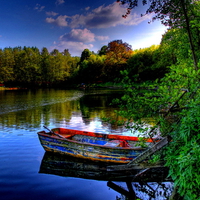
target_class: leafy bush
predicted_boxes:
[165,101,200,199]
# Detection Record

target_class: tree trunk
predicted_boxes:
[180,0,198,71]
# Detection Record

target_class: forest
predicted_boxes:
[0,33,181,87]
[0,0,200,199]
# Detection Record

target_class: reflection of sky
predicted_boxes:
[54,112,153,137]
[117,182,173,200]
[0,89,159,138]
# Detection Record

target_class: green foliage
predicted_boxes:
[108,10,200,196]
[75,40,134,83]
[119,0,196,28]
[114,57,200,199]
[165,102,200,199]
[103,40,133,81]
[0,47,80,87]
[80,49,92,63]
[160,29,199,64]
[75,54,106,83]
[0,48,15,82]
[127,45,172,81]
[13,47,42,84]
[148,154,162,165]
[98,45,107,56]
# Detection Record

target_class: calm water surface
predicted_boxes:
[0,89,173,200]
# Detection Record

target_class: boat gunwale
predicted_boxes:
[53,128,154,142]
[37,130,152,150]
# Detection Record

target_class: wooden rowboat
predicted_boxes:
[37,126,155,164]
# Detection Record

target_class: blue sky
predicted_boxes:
[0,0,167,56]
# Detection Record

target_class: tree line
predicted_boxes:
[0,34,181,87]
[1,24,198,88]
[0,47,79,87]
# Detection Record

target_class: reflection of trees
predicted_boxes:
[109,181,174,200]
[79,92,123,116]
[79,91,126,130]
[0,89,124,131]
[0,89,83,129]
[0,89,156,134]
[109,167,173,200]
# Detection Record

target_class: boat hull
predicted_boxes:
[38,128,153,164]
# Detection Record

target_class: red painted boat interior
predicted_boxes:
[52,128,154,143]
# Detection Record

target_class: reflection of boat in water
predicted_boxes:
[38,127,157,164]
[39,152,173,199]
[39,152,139,181]
[39,152,170,182]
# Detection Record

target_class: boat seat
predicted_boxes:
[104,140,130,147]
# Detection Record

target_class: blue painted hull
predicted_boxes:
[38,128,153,164]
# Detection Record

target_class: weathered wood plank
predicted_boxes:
[107,137,169,171]
[133,168,150,178]
[107,181,138,199]
[127,136,169,165]
[107,181,130,197]
[107,163,165,171]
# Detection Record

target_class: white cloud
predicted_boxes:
[59,28,109,44]
[85,7,90,11]
[50,41,93,56]
[45,2,156,56]
[46,15,68,27]
[45,2,152,29]
[52,28,109,56]
[34,4,45,12]
[69,2,152,28]
[95,35,109,41]
[60,28,95,43]
[56,0,65,5]
[46,11,59,16]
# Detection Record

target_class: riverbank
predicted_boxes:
[0,87,26,90]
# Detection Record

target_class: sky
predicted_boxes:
[0,0,167,56]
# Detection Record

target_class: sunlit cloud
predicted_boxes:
[60,28,95,43]
[45,2,152,28]
[44,1,161,56]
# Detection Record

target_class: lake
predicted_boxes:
[0,88,173,200]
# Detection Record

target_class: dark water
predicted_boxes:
[0,88,173,200]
